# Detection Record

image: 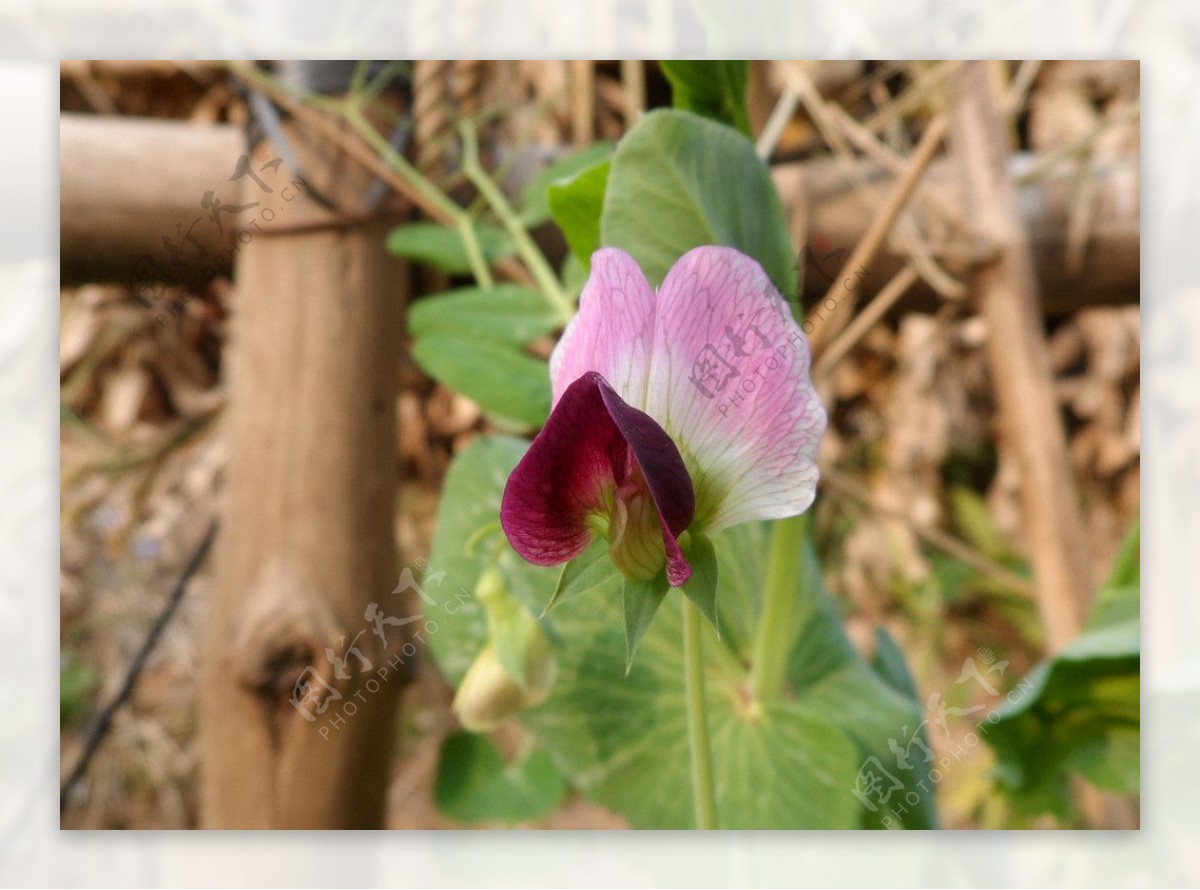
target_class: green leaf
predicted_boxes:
[985,517,1140,817]
[407,284,560,431]
[680,533,719,631]
[408,285,561,345]
[434,731,567,825]
[1104,516,1140,591]
[386,221,514,274]
[867,626,939,829]
[548,159,611,269]
[660,60,752,136]
[410,336,549,430]
[948,486,1016,562]
[545,538,617,614]
[600,109,797,301]
[521,141,613,227]
[871,626,920,701]
[622,571,670,672]
[426,436,932,828]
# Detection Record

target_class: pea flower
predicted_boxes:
[501,246,826,590]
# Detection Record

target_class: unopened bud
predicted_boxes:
[474,568,506,608]
[452,634,556,732]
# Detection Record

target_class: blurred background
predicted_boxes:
[58,60,1139,830]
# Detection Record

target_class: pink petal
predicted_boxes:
[501,372,695,584]
[643,247,827,531]
[549,249,656,409]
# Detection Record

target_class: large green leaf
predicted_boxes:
[410,336,549,430]
[386,221,513,275]
[547,159,611,270]
[660,60,752,136]
[600,109,797,301]
[407,285,558,430]
[435,731,567,825]
[521,141,613,227]
[425,435,931,828]
[985,520,1140,818]
[408,284,561,345]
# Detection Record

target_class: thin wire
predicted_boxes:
[59,520,218,815]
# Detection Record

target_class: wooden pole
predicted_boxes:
[59,114,241,284]
[198,92,409,828]
[949,61,1092,653]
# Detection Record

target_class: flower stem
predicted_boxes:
[683,596,718,829]
[750,514,808,704]
[457,121,575,323]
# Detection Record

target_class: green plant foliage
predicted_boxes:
[434,731,567,825]
[408,284,562,344]
[546,538,616,613]
[621,570,670,672]
[386,221,514,274]
[60,652,97,729]
[871,626,920,701]
[867,626,939,829]
[985,519,1140,818]
[660,60,752,136]
[425,435,934,828]
[548,159,611,269]
[600,110,797,300]
[521,141,614,227]
[407,285,559,430]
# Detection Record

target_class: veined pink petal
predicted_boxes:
[501,372,695,584]
[549,249,656,409]
[643,247,826,531]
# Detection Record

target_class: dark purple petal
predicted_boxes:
[661,524,692,588]
[501,372,696,585]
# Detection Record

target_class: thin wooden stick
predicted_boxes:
[620,59,645,127]
[571,60,595,145]
[756,88,800,160]
[809,113,949,351]
[826,103,963,229]
[813,263,921,375]
[778,63,962,311]
[1003,60,1043,116]
[823,470,1037,599]
[1015,102,1139,186]
[949,60,1092,652]
[860,61,961,136]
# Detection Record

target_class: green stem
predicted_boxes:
[683,596,718,829]
[455,216,495,290]
[342,105,495,290]
[457,122,575,323]
[750,514,808,704]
